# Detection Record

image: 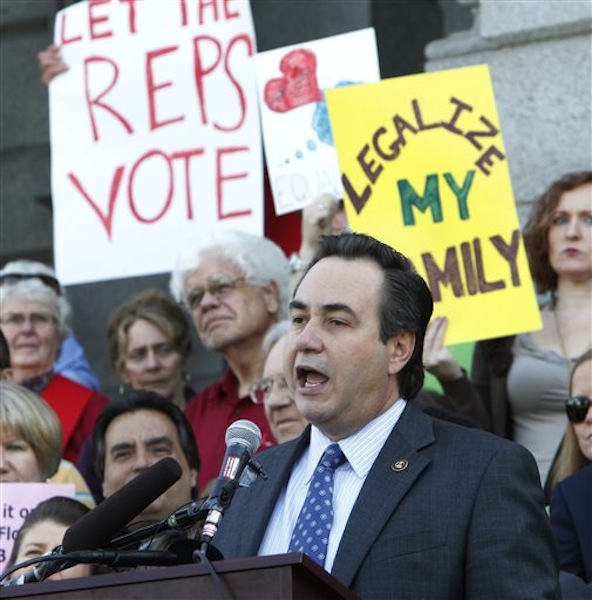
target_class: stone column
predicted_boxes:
[426,0,592,221]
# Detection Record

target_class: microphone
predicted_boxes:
[3,457,183,585]
[200,420,263,546]
[62,456,182,553]
[1,549,182,585]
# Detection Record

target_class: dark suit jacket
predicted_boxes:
[214,402,560,599]
[551,463,592,583]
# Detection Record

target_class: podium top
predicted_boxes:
[0,552,360,600]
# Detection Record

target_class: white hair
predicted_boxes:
[170,231,290,320]
[262,320,291,354]
[0,260,57,279]
[0,279,71,340]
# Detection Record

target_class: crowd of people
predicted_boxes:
[0,39,589,600]
[1,168,591,598]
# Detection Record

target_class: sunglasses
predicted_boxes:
[565,396,592,423]
[0,273,61,296]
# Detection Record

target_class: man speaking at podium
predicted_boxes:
[212,233,560,599]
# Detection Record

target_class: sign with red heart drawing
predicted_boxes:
[255,28,380,216]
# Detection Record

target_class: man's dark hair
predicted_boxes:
[299,233,433,399]
[93,390,200,483]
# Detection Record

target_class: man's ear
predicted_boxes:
[262,281,280,315]
[386,331,416,375]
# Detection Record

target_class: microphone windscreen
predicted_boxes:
[225,419,262,453]
[62,457,182,552]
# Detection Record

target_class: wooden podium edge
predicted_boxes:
[0,552,360,600]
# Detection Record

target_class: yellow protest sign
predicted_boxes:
[325,64,542,344]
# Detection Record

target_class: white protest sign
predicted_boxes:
[50,0,262,284]
[255,28,380,215]
[0,483,75,571]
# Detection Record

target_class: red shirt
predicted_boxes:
[40,374,109,464]
[185,369,277,493]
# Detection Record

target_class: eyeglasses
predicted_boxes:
[0,273,61,296]
[249,374,289,404]
[184,277,247,310]
[565,396,592,423]
[0,312,57,329]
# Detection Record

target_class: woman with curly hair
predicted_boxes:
[428,170,592,482]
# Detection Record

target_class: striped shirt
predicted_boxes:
[258,398,407,572]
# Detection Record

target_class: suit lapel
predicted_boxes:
[332,403,435,586]
[235,429,312,556]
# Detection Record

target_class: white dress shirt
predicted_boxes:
[258,398,407,573]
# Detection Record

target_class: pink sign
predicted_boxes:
[0,483,75,573]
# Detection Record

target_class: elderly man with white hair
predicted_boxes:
[170,230,290,491]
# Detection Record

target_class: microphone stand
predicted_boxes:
[107,500,210,550]
[0,550,181,585]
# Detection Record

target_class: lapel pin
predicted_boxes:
[391,459,409,472]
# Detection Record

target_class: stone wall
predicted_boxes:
[425,0,592,223]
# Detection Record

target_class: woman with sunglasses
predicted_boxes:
[548,350,592,586]
[547,350,592,492]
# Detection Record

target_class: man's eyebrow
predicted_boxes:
[109,441,135,455]
[321,303,356,316]
[289,299,307,311]
[289,299,356,316]
[145,436,174,448]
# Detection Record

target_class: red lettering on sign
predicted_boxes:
[59,11,83,45]
[88,0,113,40]
[146,46,185,131]
[68,167,125,240]
[84,56,134,142]
[217,146,251,219]
[128,150,174,223]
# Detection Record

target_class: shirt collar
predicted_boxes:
[218,368,250,405]
[306,398,407,480]
[20,370,54,395]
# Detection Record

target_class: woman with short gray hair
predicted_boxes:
[0,279,109,465]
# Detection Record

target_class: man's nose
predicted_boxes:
[132,451,153,472]
[199,289,221,309]
[294,320,323,352]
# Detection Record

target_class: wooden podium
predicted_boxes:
[0,552,360,600]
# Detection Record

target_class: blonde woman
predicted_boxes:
[0,382,94,507]
[546,349,592,492]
